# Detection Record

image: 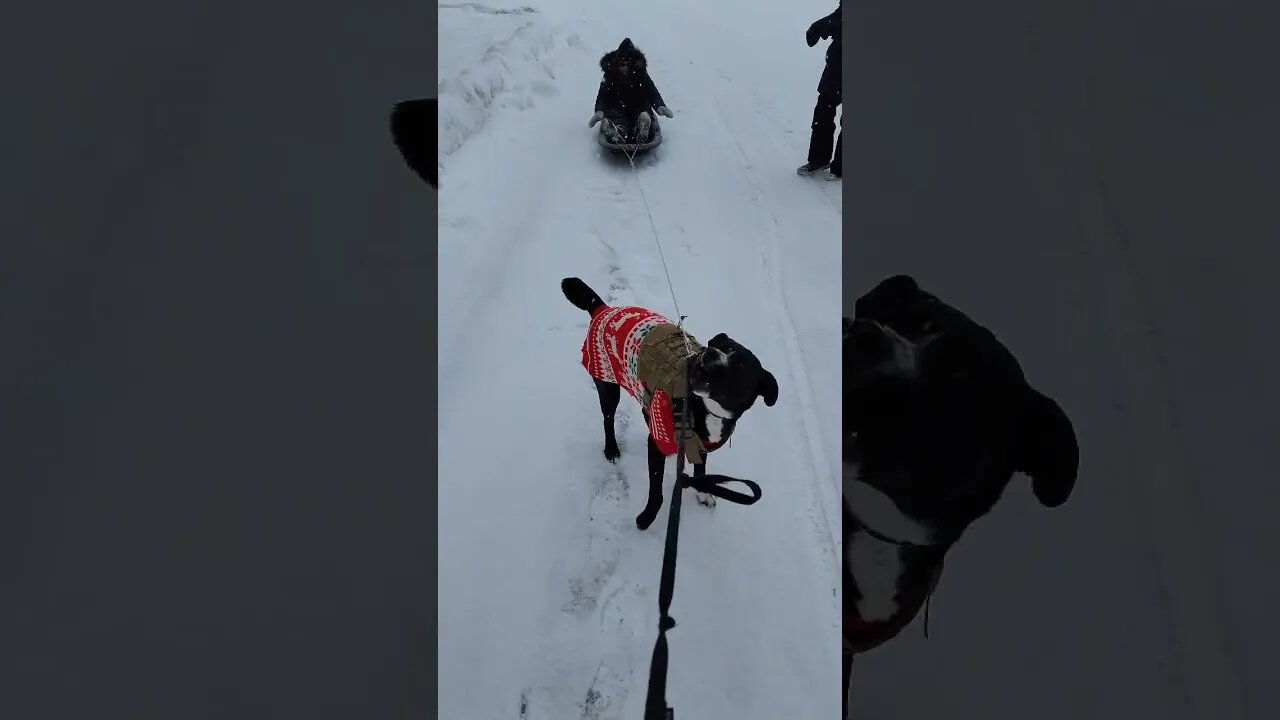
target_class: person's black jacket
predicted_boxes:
[808,2,842,65]
[594,38,667,120]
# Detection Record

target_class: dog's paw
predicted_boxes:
[603,442,621,463]
[695,491,717,508]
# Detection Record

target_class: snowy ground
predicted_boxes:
[845,1,1278,718]
[437,1,843,718]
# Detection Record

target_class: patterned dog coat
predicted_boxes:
[581,304,706,462]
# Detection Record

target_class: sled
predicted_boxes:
[597,116,663,153]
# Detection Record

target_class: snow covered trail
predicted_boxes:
[845,1,1277,718]
[437,1,842,718]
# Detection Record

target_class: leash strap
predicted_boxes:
[640,470,761,720]
[642,464,683,720]
[641,341,765,720]
[682,474,762,505]
[642,395,689,720]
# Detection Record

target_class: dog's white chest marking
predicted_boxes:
[847,529,904,623]
[704,414,725,444]
[842,471,934,547]
[843,458,935,623]
[690,397,734,509]
[698,397,734,444]
[873,322,942,379]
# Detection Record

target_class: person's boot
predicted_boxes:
[797,160,830,176]
[636,111,652,142]
[601,119,624,143]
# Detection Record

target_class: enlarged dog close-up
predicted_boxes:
[841,274,1080,718]
[562,277,778,531]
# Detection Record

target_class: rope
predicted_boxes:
[621,121,685,347]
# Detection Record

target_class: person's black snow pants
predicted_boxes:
[807,60,842,174]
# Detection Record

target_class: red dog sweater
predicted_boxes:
[581,304,704,461]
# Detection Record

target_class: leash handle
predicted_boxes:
[680,473,763,505]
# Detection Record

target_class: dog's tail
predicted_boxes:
[561,277,608,314]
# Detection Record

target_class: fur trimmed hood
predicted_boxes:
[599,37,648,74]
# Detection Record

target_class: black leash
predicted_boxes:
[642,396,762,720]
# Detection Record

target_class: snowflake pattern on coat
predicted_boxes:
[581,305,669,406]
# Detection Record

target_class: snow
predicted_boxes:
[437,3,559,159]
[437,1,843,718]
[844,2,1278,718]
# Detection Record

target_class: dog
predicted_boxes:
[841,274,1079,718]
[562,277,778,530]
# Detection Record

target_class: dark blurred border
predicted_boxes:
[0,3,438,718]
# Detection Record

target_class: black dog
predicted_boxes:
[841,274,1079,718]
[588,38,674,144]
[389,98,437,189]
[562,278,778,530]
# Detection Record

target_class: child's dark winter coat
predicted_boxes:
[594,38,668,123]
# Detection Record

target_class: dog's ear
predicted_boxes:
[1014,385,1079,508]
[709,332,730,346]
[757,369,779,407]
[855,274,921,320]
[389,98,438,189]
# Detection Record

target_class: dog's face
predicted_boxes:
[687,333,779,420]
[844,275,1079,539]
[845,318,1010,525]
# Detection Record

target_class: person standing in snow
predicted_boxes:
[588,38,674,144]
[799,2,842,180]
